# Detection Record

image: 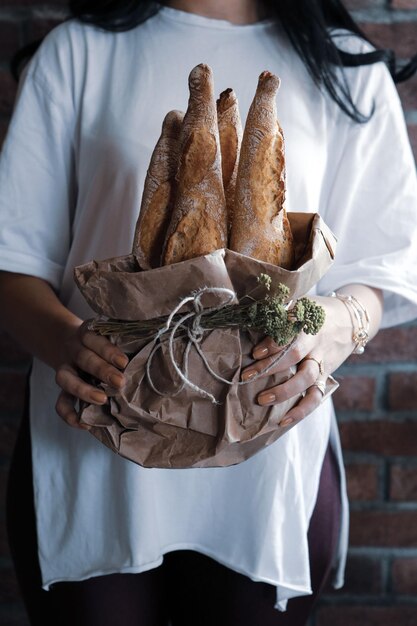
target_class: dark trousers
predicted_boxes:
[7,411,341,626]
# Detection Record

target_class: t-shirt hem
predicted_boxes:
[41,543,312,599]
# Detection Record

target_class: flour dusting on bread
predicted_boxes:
[133,66,294,270]
[230,71,294,268]
[163,64,227,265]
[132,110,184,268]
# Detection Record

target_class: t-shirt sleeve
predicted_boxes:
[317,61,417,328]
[0,47,76,291]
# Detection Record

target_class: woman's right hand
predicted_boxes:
[0,273,129,430]
[55,321,129,430]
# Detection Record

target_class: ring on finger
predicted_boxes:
[302,356,324,376]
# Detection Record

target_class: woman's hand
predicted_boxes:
[55,321,129,430]
[241,286,383,427]
[0,272,130,431]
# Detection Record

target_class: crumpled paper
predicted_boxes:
[74,213,338,468]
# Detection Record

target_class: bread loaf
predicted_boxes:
[163,64,227,265]
[217,88,242,232]
[132,110,184,269]
[230,71,294,269]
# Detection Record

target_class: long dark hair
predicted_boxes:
[13,0,417,123]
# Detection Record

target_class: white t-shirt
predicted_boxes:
[1,6,417,611]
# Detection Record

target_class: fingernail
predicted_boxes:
[281,417,294,427]
[253,347,269,359]
[91,391,107,404]
[113,355,129,369]
[242,369,256,381]
[258,393,276,406]
[109,373,125,388]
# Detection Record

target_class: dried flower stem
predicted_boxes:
[90,276,325,347]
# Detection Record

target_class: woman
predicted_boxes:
[1,1,417,624]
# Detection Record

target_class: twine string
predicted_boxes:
[145,287,298,404]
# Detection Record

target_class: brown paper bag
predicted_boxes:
[74,213,338,468]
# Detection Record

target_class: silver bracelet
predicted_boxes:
[330,292,370,354]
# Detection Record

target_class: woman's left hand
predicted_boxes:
[240,293,360,427]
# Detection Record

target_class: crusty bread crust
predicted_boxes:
[229,71,294,269]
[132,110,184,269]
[163,64,227,265]
[217,88,242,232]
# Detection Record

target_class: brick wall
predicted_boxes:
[313,4,417,624]
[0,1,416,625]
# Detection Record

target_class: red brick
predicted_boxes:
[348,326,417,364]
[346,463,379,500]
[0,332,31,367]
[350,510,417,547]
[341,555,383,594]
[0,21,20,62]
[0,372,28,417]
[397,73,417,112]
[333,376,375,411]
[392,558,417,594]
[340,420,417,456]
[390,464,417,500]
[391,0,417,8]
[361,22,417,60]
[316,606,417,626]
[388,372,417,410]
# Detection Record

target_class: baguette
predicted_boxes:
[230,71,294,269]
[217,88,242,232]
[163,64,227,265]
[132,110,184,269]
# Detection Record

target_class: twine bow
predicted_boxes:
[146,286,297,404]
